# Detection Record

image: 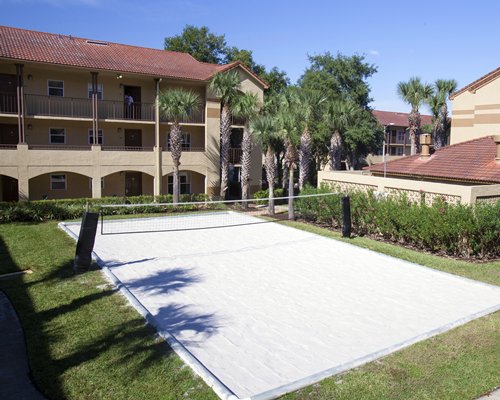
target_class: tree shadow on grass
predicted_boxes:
[0,230,221,398]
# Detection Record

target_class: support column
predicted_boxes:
[91,144,102,198]
[15,64,25,143]
[17,144,29,201]
[91,72,99,144]
[154,78,162,196]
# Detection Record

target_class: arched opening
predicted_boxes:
[29,171,92,200]
[162,170,205,196]
[0,175,18,202]
[101,171,154,198]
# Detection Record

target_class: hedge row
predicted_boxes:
[0,193,209,223]
[295,185,500,259]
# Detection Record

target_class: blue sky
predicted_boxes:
[1,0,499,113]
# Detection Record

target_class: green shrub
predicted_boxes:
[292,186,499,259]
[252,188,285,205]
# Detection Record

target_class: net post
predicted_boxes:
[100,207,104,236]
[342,195,351,238]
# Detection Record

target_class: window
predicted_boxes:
[167,173,191,194]
[396,147,404,156]
[88,129,103,144]
[396,130,404,144]
[49,128,66,144]
[167,132,191,150]
[50,174,66,190]
[48,80,64,96]
[87,83,103,100]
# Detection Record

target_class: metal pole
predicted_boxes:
[342,195,351,238]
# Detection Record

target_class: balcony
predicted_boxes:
[21,94,205,123]
[229,148,242,164]
[0,93,17,114]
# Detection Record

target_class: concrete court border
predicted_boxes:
[59,216,500,400]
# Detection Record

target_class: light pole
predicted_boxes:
[383,123,394,178]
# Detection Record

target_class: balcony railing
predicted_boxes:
[28,144,92,151]
[22,94,206,123]
[164,146,205,152]
[0,144,17,150]
[101,146,154,151]
[229,148,242,164]
[0,93,17,114]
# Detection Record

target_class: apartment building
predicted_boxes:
[0,26,266,201]
[450,67,500,145]
[372,110,433,158]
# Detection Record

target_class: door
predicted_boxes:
[1,176,19,202]
[0,74,17,113]
[125,172,142,197]
[0,124,18,144]
[123,85,141,119]
[124,129,142,148]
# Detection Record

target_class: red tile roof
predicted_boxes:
[366,136,500,184]
[372,110,433,127]
[450,67,500,100]
[0,25,267,87]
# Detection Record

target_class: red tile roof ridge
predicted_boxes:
[450,67,500,100]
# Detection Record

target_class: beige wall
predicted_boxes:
[451,76,500,144]
[318,170,500,205]
[29,171,92,200]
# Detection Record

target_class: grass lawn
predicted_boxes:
[0,220,498,400]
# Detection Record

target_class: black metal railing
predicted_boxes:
[229,148,242,164]
[25,94,92,118]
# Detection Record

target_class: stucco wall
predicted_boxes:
[318,171,500,205]
[451,76,500,144]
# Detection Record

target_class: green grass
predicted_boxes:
[0,220,498,400]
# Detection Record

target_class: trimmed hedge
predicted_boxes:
[0,193,209,223]
[295,185,500,259]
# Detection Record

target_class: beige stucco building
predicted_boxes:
[0,26,266,201]
[450,67,500,145]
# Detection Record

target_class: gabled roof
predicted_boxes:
[365,136,500,184]
[372,110,433,127]
[0,25,267,87]
[450,67,500,100]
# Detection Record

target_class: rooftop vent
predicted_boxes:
[86,40,108,46]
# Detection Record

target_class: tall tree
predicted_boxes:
[292,89,325,189]
[434,79,457,149]
[299,52,377,107]
[231,92,260,208]
[251,115,279,215]
[397,77,433,155]
[343,111,382,169]
[209,71,242,198]
[159,89,200,204]
[260,67,290,95]
[164,25,227,64]
[324,100,359,170]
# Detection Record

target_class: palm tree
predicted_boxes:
[159,88,200,204]
[293,89,325,189]
[397,77,433,155]
[324,99,359,170]
[434,79,457,149]
[251,115,279,215]
[278,108,301,219]
[427,92,443,149]
[231,92,260,208]
[209,71,241,198]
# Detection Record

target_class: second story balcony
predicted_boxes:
[4,94,205,124]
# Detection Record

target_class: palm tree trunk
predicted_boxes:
[288,166,294,220]
[299,126,312,190]
[408,108,421,155]
[438,103,448,148]
[219,104,231,198]
[265,145,276,216]
[240,123,252,209]
[170,123,183,204]
[329,130,342,170]
[284,140,298,219]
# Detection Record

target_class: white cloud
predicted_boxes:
[369,49,380,56]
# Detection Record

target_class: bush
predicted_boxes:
[292,186,500,259]
[0,193,210,224]
[252,188,285,205]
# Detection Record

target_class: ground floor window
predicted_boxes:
[167,173,191,194]
[50,174,66,190]
[49,128,65,144]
